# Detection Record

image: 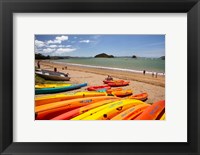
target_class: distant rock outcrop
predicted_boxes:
[160,56,165,60]
[132,55,137,58]
[94,53,114,58]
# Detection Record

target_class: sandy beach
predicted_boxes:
[35,60,165,103]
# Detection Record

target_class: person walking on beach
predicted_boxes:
[155,72,158,78]
[143,70,146,75]
[152,72,154,77]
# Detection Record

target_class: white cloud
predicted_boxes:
[46,35,68,44]
[79,40,91,43]
[58,45,65,48]
[57,45,71,48]
[42,48,55,53]
[47,39,61,44]
[55,48,76,54]
[49,45,57,48]
[35,40,45,47]
[56,35,68,41]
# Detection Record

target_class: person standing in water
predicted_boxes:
[143,70,146,75]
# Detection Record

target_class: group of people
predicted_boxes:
[143,70,158,78]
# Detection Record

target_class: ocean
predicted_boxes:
[53,57,165,74]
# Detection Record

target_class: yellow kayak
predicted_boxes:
[160,113,165,120]
[35,83,71,89]
[82,99,144,120]
[35,91,107,106]
[71,99,122,120]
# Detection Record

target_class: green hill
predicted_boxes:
[94,53,114,58]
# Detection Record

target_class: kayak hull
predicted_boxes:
[134,100,165,120]
[35,91,107,106]
[129,93,148,101]
[51,98,119,120]
[36,96,118,120]
[35,83,71,89]
[111,103,150,120]
[35,83,87,95]
[36,70,70,81]
[107,82,129,87]
[35,96,118,113]
[82,99,144,120]
[87,85,111,91]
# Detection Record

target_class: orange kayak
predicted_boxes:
[51,98,120,120]
[107,81,129,87]
[35,91,107,106]
[111,103,150,120]
[112,89,133,97]
[35,96,118,113]
[134,100,165,120]
[129,93,148,101]
[106,88,123,94]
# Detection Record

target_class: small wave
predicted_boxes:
[53,61,165,75]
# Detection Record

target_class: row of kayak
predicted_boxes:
[35,95,165,120]
[35,80,130,95]
[35,91,148,106]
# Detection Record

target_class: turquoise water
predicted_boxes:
[54,58,165,73]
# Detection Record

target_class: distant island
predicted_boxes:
[94,53,114,58]
[160,56,165,60]
[132,55,137,58]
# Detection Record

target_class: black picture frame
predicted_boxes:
[0,0,200,154]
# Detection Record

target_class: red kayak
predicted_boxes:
[134,100,165,120]
[87,85,111,91]
[107,81,129,87]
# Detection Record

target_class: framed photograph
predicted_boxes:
[0,0,199,154]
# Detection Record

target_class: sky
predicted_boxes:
[35,35,165,58]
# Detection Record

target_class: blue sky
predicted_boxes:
[35,35,165,58]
